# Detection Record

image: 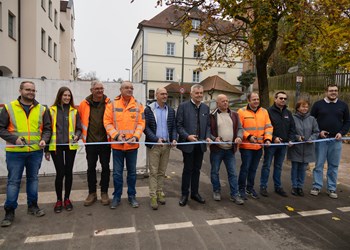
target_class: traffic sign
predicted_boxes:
[179,87,185,94]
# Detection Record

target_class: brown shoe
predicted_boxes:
[84,193,97,206]
[101,192,110,206]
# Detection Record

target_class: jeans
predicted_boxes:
[86,144,111,193]
[312,140,342,191]
[238,148,263,191]
[210,148,239,197]
[5,150,43,209]
[112,149,138,200]
[291,162,308,188]
[260,145,287,189]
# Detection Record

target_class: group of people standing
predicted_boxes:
[0,80,349,228]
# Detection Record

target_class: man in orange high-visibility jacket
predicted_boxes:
[104,81,145,209]
[237,92,273,200]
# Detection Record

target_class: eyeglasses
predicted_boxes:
[23,89,37,93]
[92,88,104,91]
[278,97,287,100]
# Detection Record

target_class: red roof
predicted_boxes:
[200,75,242,94]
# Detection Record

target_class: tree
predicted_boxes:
[154,1,349,107]
[79,71,99,81]
[237,70,256,94]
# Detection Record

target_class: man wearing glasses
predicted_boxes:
[310,84,350,198]
[0,81,52,227]
[260,91,296,197]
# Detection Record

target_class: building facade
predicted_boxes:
[0,0,77,80]
[131,6,245,107]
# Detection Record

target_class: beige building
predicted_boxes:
[0,0,77,80]
[131,6,245,107]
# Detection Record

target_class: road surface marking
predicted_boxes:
[206,217,242,225]
[297,209,332,217]
[155,221,193,231]
[337,206,350,212]
[94,227,136,236]
[24,233,73,243]
[256,213,290,221]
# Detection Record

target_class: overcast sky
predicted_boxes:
[74,0,166,81]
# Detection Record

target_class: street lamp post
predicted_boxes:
[125,68,130,81]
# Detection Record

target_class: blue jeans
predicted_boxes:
[5,150,43,209]
[112,149,138,200]
[312,140,342,191]
[260,145,287,190]
[239,148,263,191]
[291,162,308,188]
[210,149,239,197]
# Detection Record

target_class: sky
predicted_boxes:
[73,0,166,81]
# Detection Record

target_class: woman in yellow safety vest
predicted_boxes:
[45,87,82,213]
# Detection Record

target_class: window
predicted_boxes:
[41,29,46,51]
[166,68,174,81]
[193,70,200,82]
[48,0,52,20]
[41,0,46,11]
[48,36,52,57]
[71,14,74,29]
[71,39,73,52]
[8,11,16,39]
[192,19,201,29]
[54,10,58,28]
[0,2,3,31]
[193,45,203,58]
[166,42,175,56]
[149,90,155,100]
[54,43,57,61]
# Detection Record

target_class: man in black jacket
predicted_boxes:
[144,88,177,210]
[260,91,296,197]
[176,84,212,206]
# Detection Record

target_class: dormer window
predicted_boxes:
[192,19,200,29]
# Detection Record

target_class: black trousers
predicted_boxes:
[51,145,77,200]
[181,145,204,196]
[85,144,111,193]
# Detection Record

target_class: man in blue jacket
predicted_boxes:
[144,88,177,210]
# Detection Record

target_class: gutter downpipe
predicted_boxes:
[18,0,21,77]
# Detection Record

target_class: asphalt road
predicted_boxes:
[1,144,350,250]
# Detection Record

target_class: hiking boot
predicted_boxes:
[310,187,320,196]
[230,195,244,205]
[54,200,63,213]
[246,189,259,199]
[239,189,248,200]
[275,187,288,197]
[84,192,97,206]
[28,203,45,217]
[291,188,298,196]
[157,191,166,205]
[1,207,15,227]
[150,197,158,210]
[101,192,110,206]
[110,196,120,209]
[327,190,338,199]
[297,188,304,197]
[260,187,268,197]
[213,191,221,201]
[128,196,139,208]
[64,199,73,211]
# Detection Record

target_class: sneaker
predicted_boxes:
[150,197,158,210]
[84,192,97,206]
[310,187,320,196]
[291,188,298,196]
[27,203,45,217]
[54,200,63,213]
[297,188,304,197]
[230,195,244,205]
[327,190,338,199]
[157,191,166,205]
[1,208,15,227]
[101,192,110,206]
[275,187,288,197]
[110,197,120,209]
[260,187,268,197]
[213,191,221,201]
[239,189,248,200]
[64,199,73,211]
[128,196,139,208]
[246,189,259,199]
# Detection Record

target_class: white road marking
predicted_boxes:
[24,233,73,243]
[256,213,290,221]
[337,206,350,212]
[206,217,242,225]
[155,221,194,231]
[94,227,136,236]
[297,209,332,217]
